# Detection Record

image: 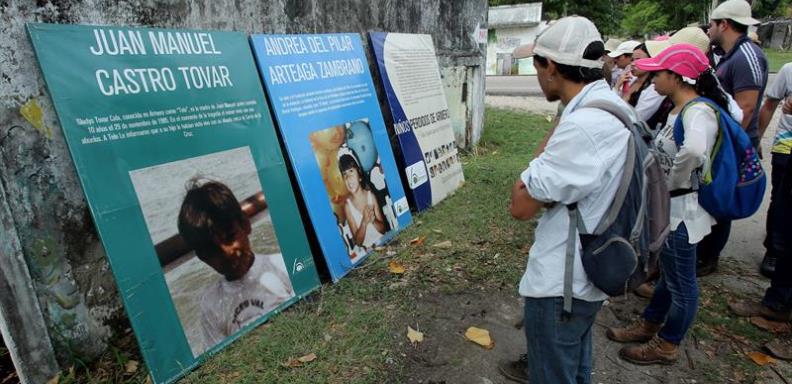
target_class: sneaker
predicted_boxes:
[634,282,655,299]
[618,335,678,365]
[606,318,662,343]
[764,338,792,361]
[498,354,529,383]
[728,300,792,322]
[760,254,777,278]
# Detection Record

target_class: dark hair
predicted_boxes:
[667,69,730,112]
[533,41,605,83]
[177,178,247,257]
[634,43,649,57]
[715,19,748,35]
[338,153,361,174]
[627,72,656,107]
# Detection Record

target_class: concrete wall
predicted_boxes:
[0,1,487,382]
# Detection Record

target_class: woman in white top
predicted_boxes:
[338,149,386,251]
[606,44,729,365]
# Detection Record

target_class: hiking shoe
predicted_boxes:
[760,254,777,278]
[498,354,529,383]
[606,318,662,343]
[764,338,792,361]
[634,282,655,299]
[729,300,792,322]
[618,335,678,365]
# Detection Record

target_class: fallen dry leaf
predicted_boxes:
[388,260,406,274]
[746,351,776,366]
[283,353,318,368]
[545,115,553,123]
[125,360,139,374]
[46,374,60,384]
[298,353,317,363]
[433,240,453,249]
[432,229,443,234]
[465,326,495,349]
[750,316,792,334]
[410,236,425,246]
[407,326,424,344]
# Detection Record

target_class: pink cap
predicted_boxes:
[633,43,710,79]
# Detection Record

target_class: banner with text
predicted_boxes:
[27,23,321,384]
[251,33,412,281]
[369,32,465,211]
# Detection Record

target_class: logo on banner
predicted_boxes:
[405,161,429,190]
[393,197,410,216]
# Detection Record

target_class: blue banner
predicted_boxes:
[251,33,412,281]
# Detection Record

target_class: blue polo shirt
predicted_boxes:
[715,35,768,139]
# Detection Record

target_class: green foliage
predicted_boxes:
[621,0,669,37]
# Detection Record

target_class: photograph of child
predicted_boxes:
[129,147,295,357]
[310,119,398,262]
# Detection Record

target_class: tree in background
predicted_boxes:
[488,0,791,37]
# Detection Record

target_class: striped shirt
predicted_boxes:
[715,35,768,139]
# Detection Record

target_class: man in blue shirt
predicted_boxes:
[698,0,768,276]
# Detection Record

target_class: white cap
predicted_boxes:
[645,40,671,57]
[711,0,760,26]
[607,40,642,58]
[532,16,604,69]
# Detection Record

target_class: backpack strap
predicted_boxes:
[672,96,725,187]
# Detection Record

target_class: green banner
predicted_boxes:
[27,23,320,383]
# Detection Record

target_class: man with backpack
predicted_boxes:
[699,0,768,276]
[501,16,633,383]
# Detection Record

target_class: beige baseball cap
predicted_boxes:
[604,38,623,53]
[669,27,711,53]
[710,0,760,26]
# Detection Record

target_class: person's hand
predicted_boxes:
[362,205,374,225]
[782,97,792,115]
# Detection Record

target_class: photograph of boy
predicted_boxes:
[310,119,398,261]
[177,179,294,348]
[130,147,294,357]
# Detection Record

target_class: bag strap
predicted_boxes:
[563,203,583,319]
[672,97,725,187]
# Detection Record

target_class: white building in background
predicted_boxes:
[487,2,546,76]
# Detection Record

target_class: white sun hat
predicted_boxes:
[532,16,604,69]
[607,40,642,58]
[710,0,760,26]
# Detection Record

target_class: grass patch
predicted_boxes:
[764,48,792,73]
[68,107,550,383]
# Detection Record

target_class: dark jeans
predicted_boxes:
[764,153,790,259]
[696,220,730,265]
[643,223,699,344]
[763,152,792,312]
[523,297,603,384]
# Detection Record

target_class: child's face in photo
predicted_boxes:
[204,221,254,279]
[343,167,362,193]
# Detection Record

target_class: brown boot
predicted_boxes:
[764,338,792,361]
[619,336,678,365]
[606,318,662,343]
[729,300,792,322]
[634,282,655,299]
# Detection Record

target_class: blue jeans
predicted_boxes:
[643,222,699,344]
[523,297,603,384]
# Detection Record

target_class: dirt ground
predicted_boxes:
[395,96,792,384]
